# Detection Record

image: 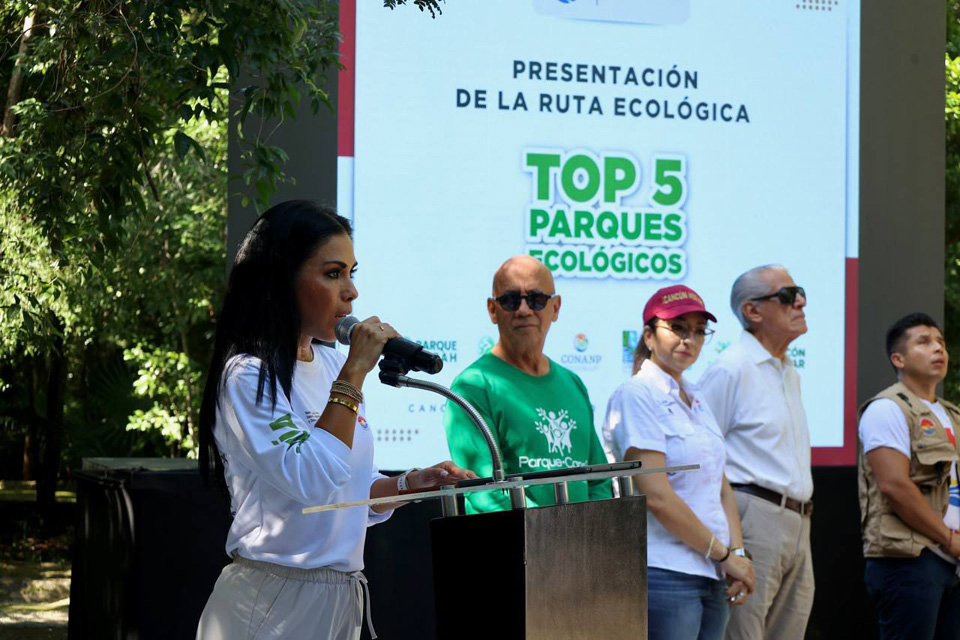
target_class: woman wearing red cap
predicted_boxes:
[603,285,756,640]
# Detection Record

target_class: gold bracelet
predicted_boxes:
[330,388,363,404]
[327,396,359,414]
[330,381,364,404]
[330,389,363,405]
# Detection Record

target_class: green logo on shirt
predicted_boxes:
[269,413,310,454]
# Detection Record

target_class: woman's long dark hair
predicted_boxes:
[632,318,658,375]
[199,200,352,490]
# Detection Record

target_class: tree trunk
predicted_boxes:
[38,333,66,523]
[179,326,196,448]
[1,12,36,138]
[22,357,40,480]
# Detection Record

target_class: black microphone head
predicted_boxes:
[335,315,360,345]
[420,353,443,375]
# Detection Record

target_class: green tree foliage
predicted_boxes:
[383,0,444,17]
[946,1,960,399]
[0,0,440,510]
[0,0,340,509]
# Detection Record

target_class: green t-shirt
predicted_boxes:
[443,352,611,513]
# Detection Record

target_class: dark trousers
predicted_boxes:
[865,549,960,640]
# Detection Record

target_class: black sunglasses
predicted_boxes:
[491,291,556,312]
[751,286,806,306]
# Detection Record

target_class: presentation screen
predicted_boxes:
[337,0,861,469]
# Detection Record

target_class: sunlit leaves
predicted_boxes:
[945,1,960,400]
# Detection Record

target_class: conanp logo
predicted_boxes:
[534,0,690,25]
[574,333,589,352]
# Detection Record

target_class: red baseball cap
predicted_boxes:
[643,285,717,324]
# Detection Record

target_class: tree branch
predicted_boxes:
[2,13,36,138]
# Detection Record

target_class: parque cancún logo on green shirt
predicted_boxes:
[534,407,577,456]
[269,413,310,454]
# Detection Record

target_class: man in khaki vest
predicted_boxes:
[859,312,960,640]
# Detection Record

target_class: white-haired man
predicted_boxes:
[699,265,813,640]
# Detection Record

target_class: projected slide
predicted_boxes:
[339,0,860,468]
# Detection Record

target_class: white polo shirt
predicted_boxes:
[603,359,730,580]
[698,331,813,502]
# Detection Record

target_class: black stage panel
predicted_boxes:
[69,465,231,640]
[69,464,878,639]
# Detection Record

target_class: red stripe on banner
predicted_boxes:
[338,0,356,158]
[812,257,859,466]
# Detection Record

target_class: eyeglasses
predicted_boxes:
[750,286,806,306]
[491,291,556,312]
[656,322,715,343]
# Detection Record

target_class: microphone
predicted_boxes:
[335,316,444,375]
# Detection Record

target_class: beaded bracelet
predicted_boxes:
[331,379,363,398]
[327,396,359,414]
[330,380,364,404]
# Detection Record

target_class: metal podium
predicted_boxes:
[431,483,648,640]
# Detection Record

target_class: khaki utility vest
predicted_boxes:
[858,382,960,558]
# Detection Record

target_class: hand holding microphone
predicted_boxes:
[336,315,444,379]
[337,316,402,383]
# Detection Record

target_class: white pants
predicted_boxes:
[196,556,375,640]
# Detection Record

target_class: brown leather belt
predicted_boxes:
[731,483,813,516]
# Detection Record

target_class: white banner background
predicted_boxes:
[342,0,860,469]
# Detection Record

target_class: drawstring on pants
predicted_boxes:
[351,571,377,639]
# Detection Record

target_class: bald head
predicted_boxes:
[492,255,555,296]
[487,255,561,371]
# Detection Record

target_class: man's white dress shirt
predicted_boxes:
[698,331,813,502]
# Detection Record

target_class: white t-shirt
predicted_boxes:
[603,359,729,580]
[859,397,959,563]
[215,344,391,571]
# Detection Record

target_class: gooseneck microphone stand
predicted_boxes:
[378,355,510,513]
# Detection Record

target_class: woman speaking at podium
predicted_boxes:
[195,200,474,640]
[603,285,756,640]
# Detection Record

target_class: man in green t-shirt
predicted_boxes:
[443,255,611,513]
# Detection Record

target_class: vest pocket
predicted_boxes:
[914,439,955,461]
[913,445,955,486]
[878,513,911,540]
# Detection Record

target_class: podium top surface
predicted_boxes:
[304,462,698,514]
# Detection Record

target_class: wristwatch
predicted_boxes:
[731,547,752,560]
[397,468,421,492]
